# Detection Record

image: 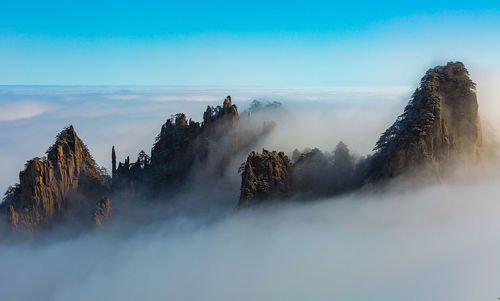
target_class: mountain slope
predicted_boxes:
[2,126,106,234]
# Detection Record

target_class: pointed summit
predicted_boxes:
[367,61,482,181]
[2,125,106,234]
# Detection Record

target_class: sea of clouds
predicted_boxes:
[0,76,499,300]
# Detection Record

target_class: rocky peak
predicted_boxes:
[203,96,239,126]
[46,125,78,160]
[367,61,482,181]
[113,96,241,194]
[238,149,293,207]
[2,125,106,234]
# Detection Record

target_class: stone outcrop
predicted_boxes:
[112,96,240,194]
[238,144,367,205]
[150,96,238,185]
[1,126,106,234]
[366,61,482,181]
[238,150,293,207]
[92,196,112,226]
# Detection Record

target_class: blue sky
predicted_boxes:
[1,1,500,85]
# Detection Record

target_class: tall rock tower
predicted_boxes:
[367,62,482,181]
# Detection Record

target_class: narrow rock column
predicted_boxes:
[112,146,116,177]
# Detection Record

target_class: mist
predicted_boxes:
[1,70,500,300]
[2,166,500,300]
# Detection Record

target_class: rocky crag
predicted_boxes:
[111,96,276,200]
[238,62,483,205]
[111,96,240,195]
[366,61,482,181]
[1,126,108,234]
[238,150,293,207]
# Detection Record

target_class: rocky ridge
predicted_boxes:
[1,62,485,234]
[112,96,239,195]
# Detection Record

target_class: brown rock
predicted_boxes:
[2,125,106,234]
[114,96,240,194]
[238,149,293,207]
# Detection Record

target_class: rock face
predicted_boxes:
[112,96,239,194]
[92,196,112,226]
[238,150,293,207]
[150,96,238,186]
[2,126,106,234]
[367,62,482,181]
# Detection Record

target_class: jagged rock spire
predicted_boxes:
[2,125,106,234]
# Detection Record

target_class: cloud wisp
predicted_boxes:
[0,101,54,122]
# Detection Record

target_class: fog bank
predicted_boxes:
[1,165,500,300]
[1,71,500,300]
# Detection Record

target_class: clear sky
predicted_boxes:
[1,1,500,85]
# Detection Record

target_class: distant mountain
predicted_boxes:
[1,62,485,235]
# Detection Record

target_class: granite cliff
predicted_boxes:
[366,61,482,181]
[1,126,108,234]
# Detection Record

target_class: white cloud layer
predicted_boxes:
[0,79,499,301]
[1,168,500,301]
[0,101,53,122]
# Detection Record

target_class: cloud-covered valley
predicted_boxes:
[1,75,500,300]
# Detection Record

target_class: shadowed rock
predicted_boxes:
[92,196,112,226]
[366,61,482,182]
[112,96,240,195]
[238,149,293,207]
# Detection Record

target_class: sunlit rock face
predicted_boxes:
[2,126,107,234]
[238,149,293,207]
[367,62,482,181]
